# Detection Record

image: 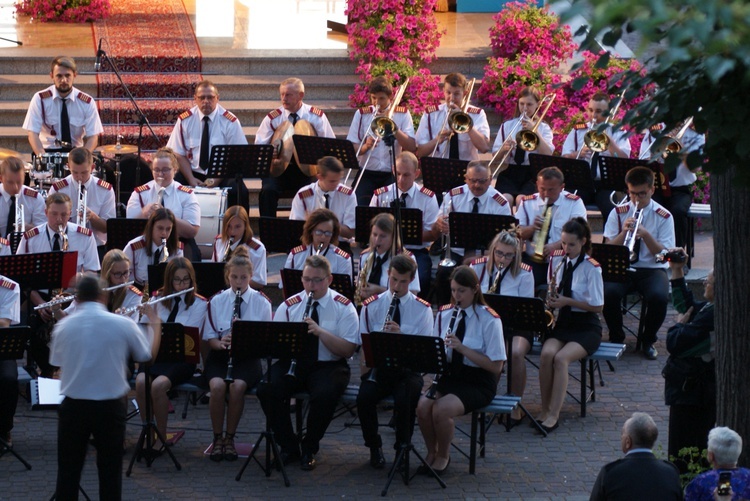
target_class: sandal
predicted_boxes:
[210,433,224,462]
[223,433,238,461]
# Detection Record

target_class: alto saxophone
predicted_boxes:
[486,263,504,294]
[354,249,376,307]
[223,237,234,262]
[545,255,567,329]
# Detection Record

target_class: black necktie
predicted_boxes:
[472,197,480,214]
[311,301,319,325]
[60,98,71,144]
[167,297,180,323]
[6,195,15,237]
[53,233,61,251]
[450,311,467,369]
[368,254,385,285]
[449,133,459,159]
[399,192,408,207]
[324,193,330,209]
[200,116,210,169]
[590,152,601,179]
[513,145,525,165]
[289,112,299,126]
[153,246,163,265]
[391,297,401,325]
[561,261,574,297]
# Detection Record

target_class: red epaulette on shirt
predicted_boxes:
[574,123,588,130]
[177,185,194,194]
[76,226,92,236]
[362,294,379,306]
[96,178,112,190]
[178,110,192,121]
[247,239,261,251]
[492,193,508,206]
[337,185,353,196]
[258,290,272,304]
[403,249,414,258]
[650,124,664,132]
[334,295,351,306]
[425,105,438,114]
[419,186,435,198]
[22,186,39,198]
[616,205,630,215]
[551,249,565,257]
[656,208,671,219]
[520,262,532,272]
[334,247,350,259]
[565,192,581,201]
[415,296,431,308]
[128,285,143,296]
[135,184,150,193]
[178,241,184,250]
[393,106,408,114]
[268,108,282,120]
[77,92,93,104]
[450,186,463,197]
[309,106,324,117]
[484,306,501,319]
[38,90,53,99]
[470,256,488,265]
[298,188,314,199]
[291,245,307,255]
[130,237,146,250]
[374,186,390,196]
[222,110,238,122]
[195,293,207,301]
[53,179,69,191]
[24,227,40,239]
[466,106,481,114]
[587,257,601,267]
[0,278,16,290]
[0,236,9,246]
[520,194,536,202]
[359,106,374,115]
[439,304,453,312]
[285,295,303,307]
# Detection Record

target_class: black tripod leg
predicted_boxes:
[0,439,32,470]
[516,401,547,437]
[268,434,290,487]
[236,432,265,481]
[126,426,148,476]
[148,426,182,470]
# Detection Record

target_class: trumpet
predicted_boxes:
[76,181,87,227]
[223,237,235,263]
[425,306,460,399]
[531,198,552,263]
[225,288,242,386]
[33,281,135,311]
[431,78,476,158]
[288,291,315,380]
[116,287,194,316]
[545,256,567,329]
[160,237,169,263]
[13,199,25,235]
[515,93,557,152]
[623,207,644,263]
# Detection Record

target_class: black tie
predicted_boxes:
[6,195,15,237]
[391,297,401,325]
[513,145,525,165]
[324,193,330,209]
[368,254,386,285]
[590,152,601,179]
[153,246,163,265]
[200,116,210,169]
[449,133,459,159]
[53,233,61,251]
[561,261,574,297]
[167,297,180,323]
[60,98,71,144]
[399,192,408,207]
[450,311,467,369]
[289,112,299,126]
[472,197,480,214]
[311,301,320,325]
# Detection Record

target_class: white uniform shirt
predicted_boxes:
[0,276,21,324]
[65,285,142,321]
[50,302,151,399]
[0,185,46,238]
[18,222,100,272]
[603,200,675,269]
[126,180,201,227]
[470,257,535,297]
[359,291,434,338]
[516,191,588,258]
[153,294,207,331]
[166,104,247,175]
[416,103,490,161]
[49,175,116,246]
[255,102,335,144]
[123,236,184,284]
[275,289,359,362]
[561,124,631,179]
[347,106,415,173]
[358,249,420,292]
[284,244,352,277]
[290,182,356,230]
[22,85,104,150]
[547,251,604,311]
[369,183,439,249]
[638,126,705,187]
[212,236,268,286]
[203,287,272,341]
[492,118,554,165]
[434,304,506,367]
[0,238,11,256]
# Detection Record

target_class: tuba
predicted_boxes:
[531,198,552,264]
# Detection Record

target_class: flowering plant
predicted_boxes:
[692,170,710,204]
[15,0,110,22]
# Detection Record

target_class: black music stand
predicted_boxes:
[127,323,184,475]
[528,153,595,197]
[419,157,468,205]
[482,295,548,436]
[190,262,227,298]
[448,213,518,252]
[292,136,359,172]
[0,327,32,470]
[257,217,306,254]
[354,207,423,247]
[105,218,147,252]
[146,263,168,295]
[361,331,448,495]
[206,144,275,180]
[598,156,671,197]
[280,268,353,301]
[234,320,308,487]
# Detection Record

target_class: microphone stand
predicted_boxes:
[383,132,405,248]
[97,48,161,213]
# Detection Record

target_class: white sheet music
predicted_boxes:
[37,377,64,405]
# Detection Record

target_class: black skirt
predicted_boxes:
[436,366,498,413]
[204,350,262,388]
[148,362,196,386]
[548,311,602,355]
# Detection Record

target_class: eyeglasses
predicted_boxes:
[196,95,217,101]
[313,229,333,237]
[110,271,130,279]
[493,251,516,260]
[172,277,192,285]
[466,178,490,185]
[301,276,327,285]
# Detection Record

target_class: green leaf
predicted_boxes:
[571,76,590,91]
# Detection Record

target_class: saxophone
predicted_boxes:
[486,263,504,294]
[354,249,376,307]
[545,255,567,329]
[223,237,234,262]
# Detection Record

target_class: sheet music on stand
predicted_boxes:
[354,206,423,247]
[280,268,354,301]
[258,217,306,254]
[419,156,468,198]
[31,377,64,409]
[591,243,630,284]
[206,144,275,180]
[448,213,517,251]
[0,251,79,292]
[106,218,148,252]
[528,153,595,196]
[190,262,227,298]
[597,156,671,197]
[483,294,548,337]
[292,135,359,172]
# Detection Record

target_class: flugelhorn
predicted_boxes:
[531,198,552,263]
[76,181,87,227]
[425,306,460,399]
[225,288,242,386]
[116,287,193,316]
[288,291,315,380]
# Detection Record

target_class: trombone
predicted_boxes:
[639,117,694,160]
[578,90,627,157]
[430,78,476,158]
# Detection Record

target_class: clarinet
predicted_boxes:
[425,305,460,399]
[287,291,314,380]
[365,294,399,385]
[224,288,242,385]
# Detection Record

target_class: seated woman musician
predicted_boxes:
[135,257,207,451]
[203,247,271,462]
[470,229,534,424]
[211,205,267,290]
[123,208,183,289]
[416,266,505,474]
[357,212,419,303]
[537,217,603,433]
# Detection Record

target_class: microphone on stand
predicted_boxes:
[94,38,103,72]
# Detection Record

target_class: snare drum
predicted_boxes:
[32,151,69,182]
[194,187,228,260]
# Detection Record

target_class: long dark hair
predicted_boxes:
[144,208,179,257]
[561,217,592,254]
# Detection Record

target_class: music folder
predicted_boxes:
[31,377,64,409]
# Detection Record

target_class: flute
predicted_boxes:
[116,287,193,315]
[33,281,135,310]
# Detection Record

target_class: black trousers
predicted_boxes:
[356,369,423,450]
[603,268,669,344]
[259,162,313,218]
[56,397,127,501]
[0,360,17,437]
[353,170,394,207]
[257,359,350,455]
[669,403,715,473]
[654,186,692,249]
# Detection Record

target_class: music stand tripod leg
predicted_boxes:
[0,437,32,470]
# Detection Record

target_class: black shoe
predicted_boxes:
[540,421,559,434]
[609,333,625,344]
[277,451,300,468]
[643,344,658,360]
[415,463,431,475]
[431,457,450,476]
[300,452,317,471]
[369,447,385,469]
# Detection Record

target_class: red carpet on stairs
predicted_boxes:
[92,0,203,150]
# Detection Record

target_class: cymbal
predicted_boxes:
[96,144,138,155]
[0,147,21,160]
